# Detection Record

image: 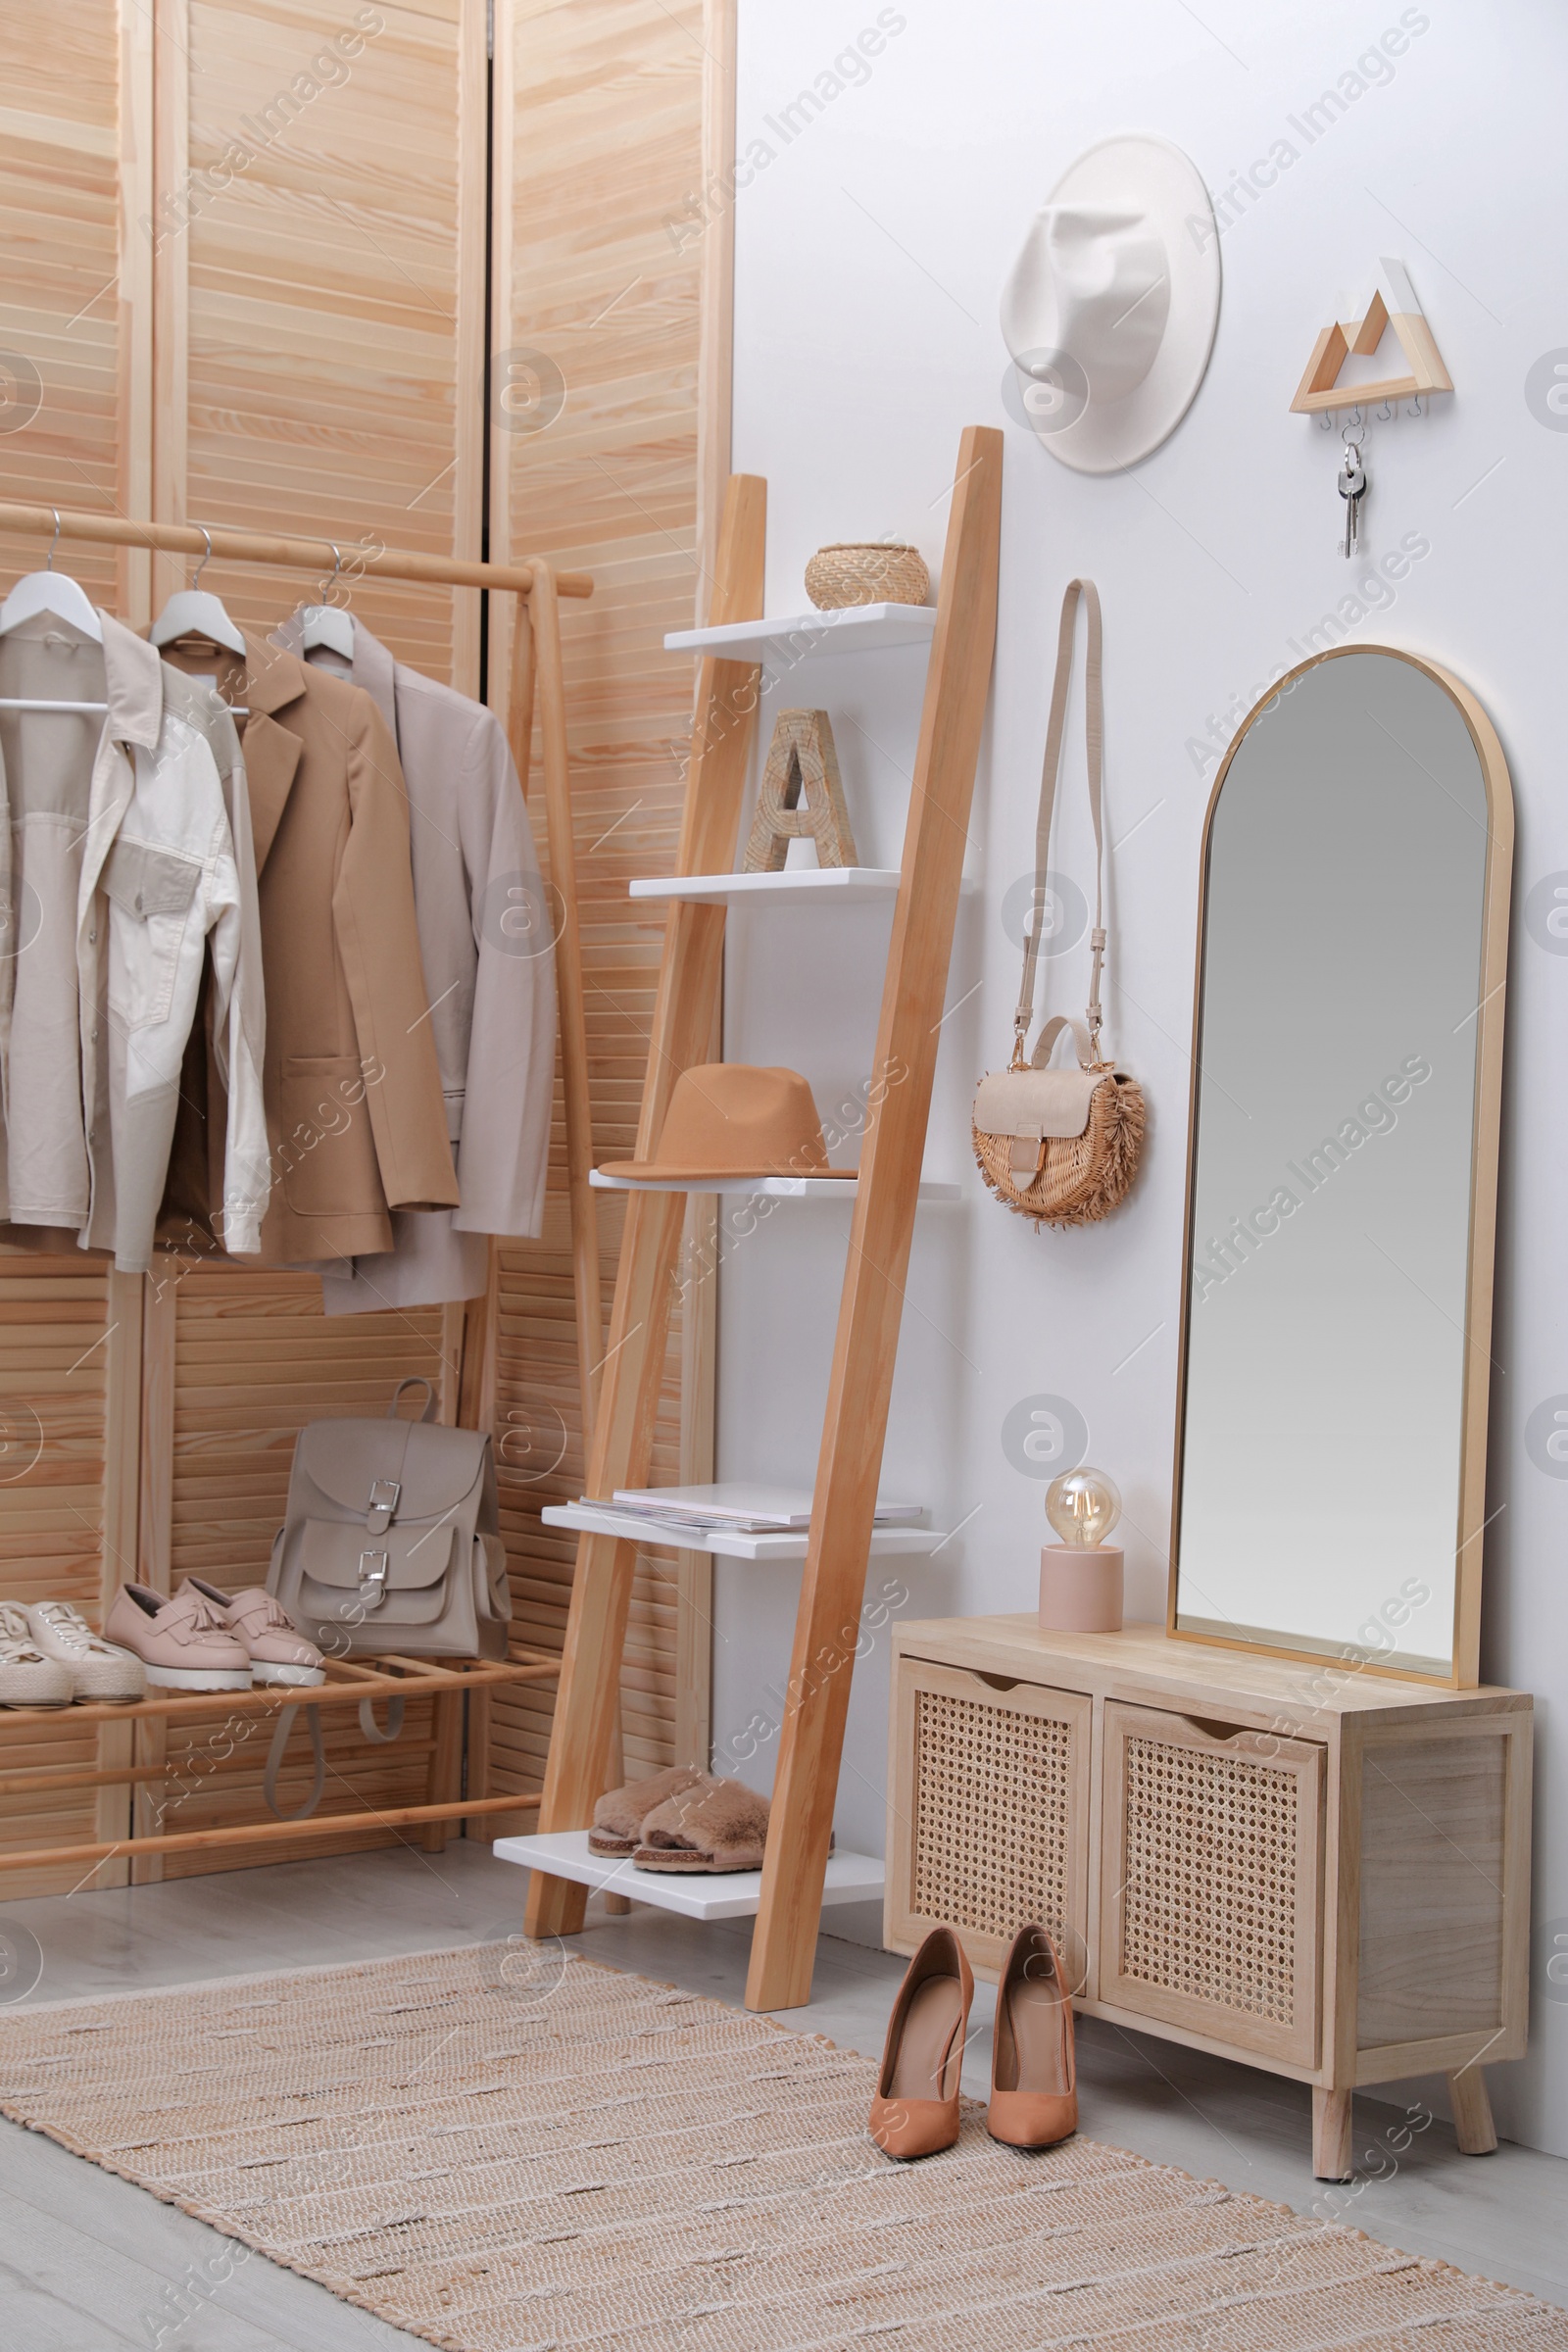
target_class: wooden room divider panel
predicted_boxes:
[0,0,151,1887]
[0,0,726,1886]
[486,0,730,1807]
[0,0,146,606]
[163,0,487,686]
[135,0,489,1878]
[144,1270,451,1874]
[0,1264,125,1881]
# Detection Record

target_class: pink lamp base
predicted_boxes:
[1038,1544,1124,1633]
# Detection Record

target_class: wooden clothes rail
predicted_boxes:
[0,499,603,1885]
[0,499,603,1450]
[0,501,593,600]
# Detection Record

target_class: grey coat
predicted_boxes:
[295,621,556,1311]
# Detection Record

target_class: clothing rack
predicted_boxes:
[0,502,593,600]
[0,499,603,1452]
[0,1655,557,1874]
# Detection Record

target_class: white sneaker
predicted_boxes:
[24,1601,145,1703]
[0,1602,73,1708]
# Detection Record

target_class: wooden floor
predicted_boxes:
[1,1845,1565,2347]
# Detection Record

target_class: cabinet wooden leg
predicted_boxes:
[1448,2066,1497,2155]
[1313,2086,1354,2180]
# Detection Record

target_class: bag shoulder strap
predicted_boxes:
[1028,1013,1096,1071]
[387,1376,438,1424]
[1013,578,1106,1068]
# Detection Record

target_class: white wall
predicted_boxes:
[710,0,1568,2156]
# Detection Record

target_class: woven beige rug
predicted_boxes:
[0,1943,1563,2352]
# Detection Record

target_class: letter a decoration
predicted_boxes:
[742,708,859,872]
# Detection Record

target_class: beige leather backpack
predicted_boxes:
[268,1379,511,1660]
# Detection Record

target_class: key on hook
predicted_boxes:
[1339,445,1366,557]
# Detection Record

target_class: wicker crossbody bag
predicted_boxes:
[972,578,1145,1228]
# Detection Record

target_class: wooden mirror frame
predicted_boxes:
[1167,645,1514,1689]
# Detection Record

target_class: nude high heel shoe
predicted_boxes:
[987,1923,1078,2149]
[868,1928,974,2160]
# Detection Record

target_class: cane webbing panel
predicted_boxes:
[911,1686,1074,1942]
[1120,1734,1299,2024]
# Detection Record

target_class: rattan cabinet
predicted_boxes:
[886,1617,1532,2179]
[887,1658,1091,1981]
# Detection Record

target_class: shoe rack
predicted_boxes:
[512,428,1004,2007]
[0,1653,560,1878]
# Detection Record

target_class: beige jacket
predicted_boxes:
[289,620,555,1313]
[0,612,269,1272]
[162,634,460,1263]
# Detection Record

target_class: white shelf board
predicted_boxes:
[628,869,975,907]
[590,1170,961,1201]
[629,866,902,906]
[492,1827,885,1921]
[664,602,938,662]
[542,1500,949,1560]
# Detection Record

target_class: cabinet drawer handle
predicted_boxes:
[1177,1714,1249,1744]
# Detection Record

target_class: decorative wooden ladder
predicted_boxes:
[525,425,1003,2009]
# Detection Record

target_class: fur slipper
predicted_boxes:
[634,1775,769,1874]
[588,1763,706,1856]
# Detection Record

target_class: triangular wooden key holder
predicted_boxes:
[1290,257,1452,415]
[743,707,859,872]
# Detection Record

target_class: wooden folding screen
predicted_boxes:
[485,0,727,1809]
[143,0,489,1873]
[0,0,132,600]
[158,0,488,675]
[0,0,728,1888]
[0,0,152,1889]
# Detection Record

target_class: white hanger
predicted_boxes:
[150,526,246,655]
[299,544,356,662]
[0,510,103,642]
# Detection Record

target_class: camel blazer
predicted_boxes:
[290,621,556,1314]
[162,633,458,1263]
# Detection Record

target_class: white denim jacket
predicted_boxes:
[0,612,269,1270]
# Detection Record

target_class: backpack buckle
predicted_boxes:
[358,1549,389,1606]
[366,1478,400,1536]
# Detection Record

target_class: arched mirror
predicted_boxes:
[1169,647,1512,1687]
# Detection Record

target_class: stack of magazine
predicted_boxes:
[582,1482,925,1539]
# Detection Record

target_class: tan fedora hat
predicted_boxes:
[598,1063,848,1184]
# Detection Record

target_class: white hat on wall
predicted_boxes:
[1001,133,1220,473]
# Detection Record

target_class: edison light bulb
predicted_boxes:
[1045,1467,1121,1550]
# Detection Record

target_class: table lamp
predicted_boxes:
[1039,1466,1124,1632]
